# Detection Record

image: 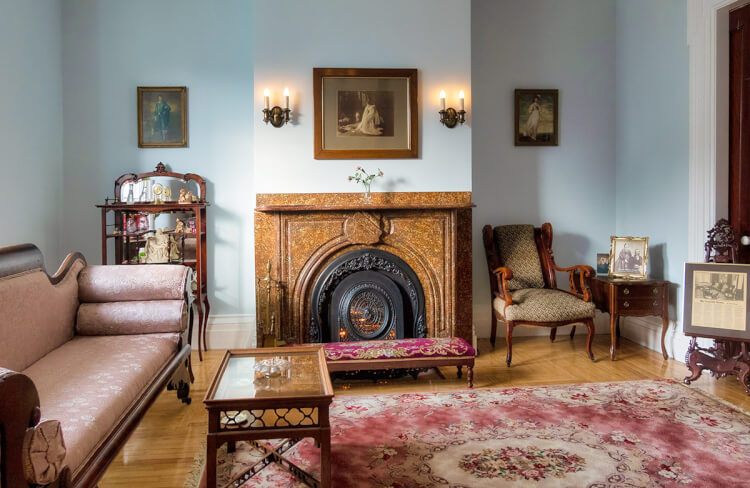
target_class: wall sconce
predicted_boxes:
[262,88,291,128]
[439,90,466,128]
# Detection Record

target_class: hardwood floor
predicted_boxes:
[98,335,750,487]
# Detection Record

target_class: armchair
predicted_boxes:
[482,223,596,366]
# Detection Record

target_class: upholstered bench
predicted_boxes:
[323,337,475,388]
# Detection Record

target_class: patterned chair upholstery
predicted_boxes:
[483,223,596,366]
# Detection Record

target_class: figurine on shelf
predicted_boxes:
[188,191,197,202]
[169,235,181,262]
[178,188,189,204]
[144,229,170,263]
[163,187,172,202]
[174,218,185,233]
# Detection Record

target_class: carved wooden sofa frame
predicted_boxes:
[0,244,193,488]
[482,223,596,366]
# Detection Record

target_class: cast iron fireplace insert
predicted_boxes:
[309,249,426,343]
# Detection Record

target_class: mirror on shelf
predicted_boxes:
[120,176,201,203]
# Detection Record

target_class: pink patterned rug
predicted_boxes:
[189,380,750,487]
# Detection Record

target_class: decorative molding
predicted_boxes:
[687,0,738,262]
[194,314,256,349]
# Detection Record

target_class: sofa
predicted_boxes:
[0,244,193,488]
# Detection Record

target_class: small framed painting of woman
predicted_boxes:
[313,68,418,159]
[137,86,187,148]
[514,89,558,146]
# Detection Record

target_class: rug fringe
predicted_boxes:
[184,439,206,488]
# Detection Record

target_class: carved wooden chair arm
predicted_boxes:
[492,266,514,306]
[0,369,72,488]
[552,264,595,302]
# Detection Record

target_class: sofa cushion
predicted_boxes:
[22,333,180,475]
[78,265,189,302]
[0,260,84,371]
[493,288,595,323]
[494,225,546,290]
[76,300,187,335]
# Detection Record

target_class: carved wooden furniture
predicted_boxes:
[96,163,211,359]
[683,221,750,394]
[482,223,596,366]
[254,192,473,346]
[322,337,475,388]
[591,277,671,361]
[203,346,334,488]
[0,243,192,488]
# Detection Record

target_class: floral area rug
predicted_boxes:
[188,380,750,487]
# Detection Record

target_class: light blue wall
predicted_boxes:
[471,0,617,337]
[615,0,689,325]
[61,0,254,317]
[0,0,64,268]
[252,0,471,194]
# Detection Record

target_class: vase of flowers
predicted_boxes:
[348,166,384,203]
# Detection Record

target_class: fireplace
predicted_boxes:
[254,192,473,346]
[310,249,425,343]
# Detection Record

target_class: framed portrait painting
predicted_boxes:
[514,89,558,146]
[313,68,418,159]
[683,262,750,340]
[609,236,649,279]
[138,86,187,148]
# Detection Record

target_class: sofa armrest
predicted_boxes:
[0,368,72,488]
[76,300,188,335]
[78,265,190,303]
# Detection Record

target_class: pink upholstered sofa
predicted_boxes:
[0,244,193,488]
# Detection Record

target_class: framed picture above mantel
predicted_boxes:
[313,68,418,159]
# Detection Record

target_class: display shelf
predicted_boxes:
[98,163,210,360]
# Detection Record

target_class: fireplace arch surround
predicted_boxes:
[253,192,473,346]
[310,249,425,343]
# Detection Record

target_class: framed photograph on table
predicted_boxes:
[514,89,558,146]
[313,68,418,159]
[137,86,187,148]
[683,262,750,340]
[609,236,649,279]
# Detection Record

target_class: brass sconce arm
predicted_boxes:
[439,107,466,128]
[263,106,291,128]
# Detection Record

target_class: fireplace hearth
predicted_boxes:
[310,249,425,343]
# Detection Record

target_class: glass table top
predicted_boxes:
[210,348,329,401]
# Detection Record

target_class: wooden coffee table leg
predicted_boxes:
[661,314,669,360]
[206,434,217,488]
[320,428,331,488]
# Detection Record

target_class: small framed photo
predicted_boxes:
[313,68,418,159]
[596,253,610,275]
[138,86,187,148]
[609,236,649,279]
[514,89,558,146]
[684,262,750,340]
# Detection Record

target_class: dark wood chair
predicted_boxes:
[482,223,596,366]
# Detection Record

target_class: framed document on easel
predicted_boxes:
[683,262,750,393]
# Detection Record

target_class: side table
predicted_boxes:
[591,276,671,360]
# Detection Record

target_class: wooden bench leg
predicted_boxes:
[457,366,462,379]
[467,366,474,388]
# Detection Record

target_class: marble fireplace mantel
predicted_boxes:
[254,192,473,346]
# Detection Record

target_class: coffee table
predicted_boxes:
[203,346,334,487]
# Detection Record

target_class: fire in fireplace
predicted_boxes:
[310,249,425,343]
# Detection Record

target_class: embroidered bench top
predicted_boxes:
[323,337,475,361]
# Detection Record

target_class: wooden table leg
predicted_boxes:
[615,316,621,348]
[206,434,217,488]
[661,314,669,360]
[610,313,617,361]
[320,427,331,488]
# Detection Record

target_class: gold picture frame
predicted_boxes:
[137,86,187,148]
[608,235,649,280]
[313,68,418,159]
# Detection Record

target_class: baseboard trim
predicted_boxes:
[189,313,256,350]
